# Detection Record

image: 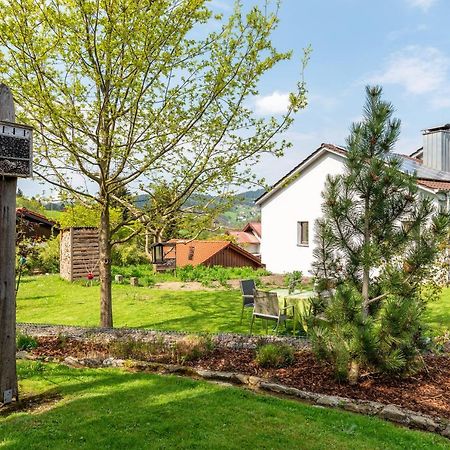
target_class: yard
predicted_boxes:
[0,361,448,450]
[16,275,450,334]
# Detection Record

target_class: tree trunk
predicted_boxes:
[99,203,113,328]
[0,177,18,404]
[362,196,370,317]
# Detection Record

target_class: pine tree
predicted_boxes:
[310,86,449,382]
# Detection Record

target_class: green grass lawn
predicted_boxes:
[16,275,252,333]
[0,361,447,450]
[425,288,450,333]
[16,275,450,334]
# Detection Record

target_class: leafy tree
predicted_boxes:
[310,86,449,382]
[0,0,309,327]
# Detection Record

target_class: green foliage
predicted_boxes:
[112,242,148,267]
[17,236,60,275]
[310,86,450,381]
[173,335,215,363]
[16,333,38,351]
[177,265,269,286]
[308,283,429,379]
[285,270,303,294]
[255,343,295,368]
[109,338,166,361]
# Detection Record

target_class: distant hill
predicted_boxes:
[42,188,264,229]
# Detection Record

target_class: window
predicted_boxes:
[297,221,309,246]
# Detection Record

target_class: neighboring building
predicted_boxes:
[16,207,58,241]
[227,222,261,255]
[151,239,263,271]
[257,125,450,274]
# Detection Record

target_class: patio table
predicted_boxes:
[270,288,315,331]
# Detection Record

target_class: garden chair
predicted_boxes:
[239,279,256,324]
[250,290,295,335]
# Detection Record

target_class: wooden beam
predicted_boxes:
[0,84,18,404]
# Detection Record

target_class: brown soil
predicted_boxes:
[0,392,62,417]
[30,337,450,420]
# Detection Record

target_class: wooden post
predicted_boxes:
[0,84,19,404]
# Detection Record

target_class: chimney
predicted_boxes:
[422,124,450,172]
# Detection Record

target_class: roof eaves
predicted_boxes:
[255,144,346,206]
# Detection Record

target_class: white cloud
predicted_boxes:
[254,91,290,115]
[405,0,437,11]
[368,46,450,95]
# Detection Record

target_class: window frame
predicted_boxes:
[297,221,309,247]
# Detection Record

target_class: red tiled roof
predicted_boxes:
[417,179,450,191]
[228,230,260,244]
[243,222,261,237]
[167,240,262,267]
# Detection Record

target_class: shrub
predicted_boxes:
[112,242,148,266]
[285,270,303,294]
[173,335,215,363]
[255,343,295,368]
[17,333,38,351]
[109,338,166,360]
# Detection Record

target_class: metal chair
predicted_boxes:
[250,290,295,335]
[239,279,256,324]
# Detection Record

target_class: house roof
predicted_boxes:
[256,143,450,205]
[255,143,347,205]
[170,240,262,267]
[228,230,260,244]
[16,207,56,227]
[243,222,261,237]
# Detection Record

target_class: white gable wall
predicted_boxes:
[260,151,345,274]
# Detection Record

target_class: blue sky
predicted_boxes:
[19,0,450,196]
[240,0,450,186]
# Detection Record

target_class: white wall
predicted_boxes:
[260,151,345,274]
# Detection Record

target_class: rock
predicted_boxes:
[379,405,408,424]
[63,356,83,368]
[439,424,450,438]
[408,414,439,432]
[248,376,261,387]
[115,275,124,283]
[343,401,382,416]
[81,358,102,368]
[316,395,347,408]
[16,350,30,359]
[102,357,124,367]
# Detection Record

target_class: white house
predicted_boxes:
[256,125,450,274]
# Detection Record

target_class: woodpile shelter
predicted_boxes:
[151,240,263,272]
[60,227,100,281]
[16,207,58,241]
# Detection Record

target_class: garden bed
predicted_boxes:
[26,335,450,421]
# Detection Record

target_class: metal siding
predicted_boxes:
[423,131,450,172]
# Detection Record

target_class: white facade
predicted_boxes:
[258,145,445,275]
[259,148,345,274]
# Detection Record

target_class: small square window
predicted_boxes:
[297,221,309,246]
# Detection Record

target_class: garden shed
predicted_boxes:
[60,227,100,281]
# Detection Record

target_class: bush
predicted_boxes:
[109,338,166,360]
[285,270,303,294]
[112,242,148,266]
[255,343,295,368]
[173,335,215,363]
[177,265,269,286]
[17,333,38,351]
[18,236,60,275]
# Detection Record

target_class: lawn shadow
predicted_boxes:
[3,366,448,450]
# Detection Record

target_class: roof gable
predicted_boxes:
[255,143,346,205]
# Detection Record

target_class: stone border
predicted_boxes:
[17,323,309,350]
[17,351,450,440]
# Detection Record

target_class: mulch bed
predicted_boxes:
[30,337,450,420]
